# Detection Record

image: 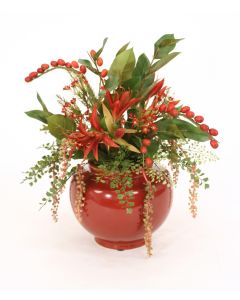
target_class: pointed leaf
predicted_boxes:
[37,93,49,112]
[114,138,140,153]
[150,52,180,73]
[154,34,183,59]
[108,48,135,83]
[105,75,119,91]
[124,129,137,133]
[25,110,52,124]
[47,114,76,139]
[102,103,114,133]
[132,53,150,78]
[156,118,210,142]
[78,59,93,68]
[95,37,108,59]
[116,42,130,56]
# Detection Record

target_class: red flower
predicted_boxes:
[105,90,140,120]
[68,119,118,161]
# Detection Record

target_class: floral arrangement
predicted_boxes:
[23,35,219,255]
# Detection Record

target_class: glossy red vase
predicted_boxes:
[70,164,173,251]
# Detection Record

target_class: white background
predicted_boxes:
[0,0,240,292]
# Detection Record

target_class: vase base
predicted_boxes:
[94,237,145,250]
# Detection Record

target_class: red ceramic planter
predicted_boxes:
[70,164,173,251]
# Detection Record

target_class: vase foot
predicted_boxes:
[95,237,145,250]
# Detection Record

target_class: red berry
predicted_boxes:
[51,61,58,67]
[80,65,87,74]
[169,109,179,117]
[97,57,103,66]
[101,69,108,78]
[37,68,44,73]
[132,119,138,126]
[90,50,96,57]
[209,128,218,136]
[151,125,158,132]
[71,61,79,68]
[145,157,153,168]
[200,124,209,132]
[194,115,204,123]
[140,146,147,154]
[181,106,190,113]
[25,76,31,82]
[186,111,195,118]
[70,98,76,104]
[142,139,151,147]
[167,102,175,112]
[159,103,167,112]
[210,140,219,149]
[65,62,72,68]
[114,128,125,138]
[41,64,49,70]
[57,59,65,66]
[29,71,38,79]
[142,127,149,134]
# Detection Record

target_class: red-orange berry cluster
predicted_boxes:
[90,50,108,78]
[180,106,219,149]
[24,59,87,82]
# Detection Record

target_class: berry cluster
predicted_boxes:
[89,49,108,78]
[24,55,108,83]
[180,106,219,149]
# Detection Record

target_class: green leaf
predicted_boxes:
[116,42,130,56]
[122,76,141,91]
[47,114,76,139]
[108,48,135,83]
[105,75,119,91]
[126,208,133,214]
[157,119,210,142]
[95,37,108,59]
[154,34,183,59]
[102,103,114,133]
[78,59,98,75]
[150,52,180,73]
[25,110,52,124]
[114,138,140,153]
[78,59,93,68]
[37,93,49,112]
[132,53,150,78]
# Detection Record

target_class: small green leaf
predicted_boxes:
[108,48,135,83]
[154,34,183,59]
[150,52,180,73]
[95,37,108,59]
[126,208,133,214]
[78,59,98,74]
[116,42,130,56]
[78,59,93,68]
[37,93,49,112]
[47,114,76,139]
[25,110,52,124]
